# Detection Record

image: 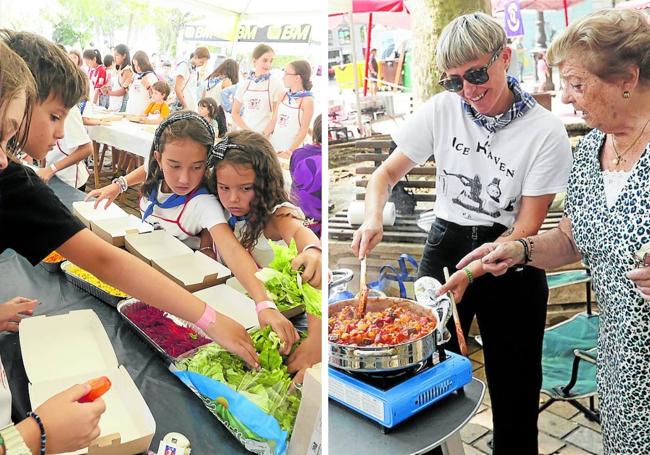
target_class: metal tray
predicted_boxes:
[117,299,210,363]
[61,261,127,307]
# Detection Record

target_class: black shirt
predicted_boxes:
[0,162,84,265]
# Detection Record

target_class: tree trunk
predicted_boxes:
[411,0,490,104]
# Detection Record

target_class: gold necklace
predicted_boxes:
[611,117,650,166]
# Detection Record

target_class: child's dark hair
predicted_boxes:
[212,130,287,250]
[132,50,154,73]
[83,49,102,65]
[0,30,87,109]
[114,44,130,70]
[288,60,312,90]
[312,114,322,144]
[207,58,239,85]
[252,44,274,60]
[142,114,213,198]
[198,97,227,137]
[192,47,210,60]
[152,81,170,100]
[103,54,114,67]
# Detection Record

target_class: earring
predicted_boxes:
[623,91,631,99]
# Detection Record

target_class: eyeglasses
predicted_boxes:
[438,47,503,93]
[284,72,299,76]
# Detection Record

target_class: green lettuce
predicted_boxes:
[255,240,322,317]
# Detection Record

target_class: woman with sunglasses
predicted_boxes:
[352,12,571,454]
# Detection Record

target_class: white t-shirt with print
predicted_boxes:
[139,183,227,249]
[45,105,90,188]
[392,91,572,227]
[234,77,284,133]
[0,357,11,426]
[174,61,199,112]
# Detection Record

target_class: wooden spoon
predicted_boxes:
[357,256,369,318]
[443,267,468,356]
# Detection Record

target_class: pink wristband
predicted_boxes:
[255,300,278,314]
[195,304,217,331]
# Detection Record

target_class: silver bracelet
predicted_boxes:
[111,176,128,193]
[302,243,322,253]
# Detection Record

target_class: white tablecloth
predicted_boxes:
[87,119,156,159]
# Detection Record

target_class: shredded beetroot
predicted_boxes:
[123,303,210,357]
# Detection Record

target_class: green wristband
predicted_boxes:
[463,267,474,284]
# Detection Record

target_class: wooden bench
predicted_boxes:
[328,137,564,243]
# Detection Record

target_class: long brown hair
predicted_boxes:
[0,41,37,161]
[212,130,287,250]
[207,58,239,85]
[288,60,312,90]
[141,115,213,198]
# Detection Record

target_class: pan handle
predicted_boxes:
[353,348,396,357]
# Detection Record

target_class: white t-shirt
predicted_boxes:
[107,69,124,112]
[0,357,11,426]
[234,76,284,133]
[174,61,199,112]
[392,91,572,227]
[139,183,227,249]
[45,105,90,188]
[126,72,158,115]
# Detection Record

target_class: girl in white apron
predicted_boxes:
[269,60,314,156]
[126,51,158,115]
[232,44,283,133]
[210,130,323,381]
[203,58,239,105]
[172,47,210,112]
[139,111,298,351]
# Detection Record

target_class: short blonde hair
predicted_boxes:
[436,12,506,72]
[547,8,650,85]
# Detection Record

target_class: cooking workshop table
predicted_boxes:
[0,176,248,454]
[329,377,485,455]
[86,118,155,187]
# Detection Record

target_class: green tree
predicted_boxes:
[411,0,489,102]
[151,8,196,59]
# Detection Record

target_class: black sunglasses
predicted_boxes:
[438,47,503,93]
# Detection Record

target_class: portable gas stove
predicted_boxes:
[329,348,472,430]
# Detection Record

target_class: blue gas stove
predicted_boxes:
[329,350,472,429]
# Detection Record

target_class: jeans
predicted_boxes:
[419,218,547,455]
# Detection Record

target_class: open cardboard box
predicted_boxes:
[288,363,322,455]
[90,215,154,247]
[124,230,193,265]
[20,310,155,455]
[152,251,232,292]
[73,201,128,229]
[192,285,258,329]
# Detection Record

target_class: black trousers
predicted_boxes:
[419,218,547,455]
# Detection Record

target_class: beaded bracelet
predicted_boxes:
[462,267,474,284]
[111,176,128,193]
[516,238,530,263]
[27,411,46,455]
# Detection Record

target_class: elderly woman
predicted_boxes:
[352,12,572,453]
[446,9,650,453]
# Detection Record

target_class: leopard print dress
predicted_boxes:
[566,129,650,454]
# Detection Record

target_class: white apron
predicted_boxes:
[241,79,272,133]
[270,93,305,152]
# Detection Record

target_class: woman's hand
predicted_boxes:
[287,333,321,384]
[32,383,105,454]
[627,267,650,301]
[257,309,299,355]
[35,166,56,183]
[205,313,259,369]
[456,241,524,276]
[0,297,38,332]
[292,248,322,288]
[351,218,384,260]
[85,183,121,209]
[435,270,470,303]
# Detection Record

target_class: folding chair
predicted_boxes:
[539,269,600,423]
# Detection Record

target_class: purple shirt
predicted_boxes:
[290,143,322,236]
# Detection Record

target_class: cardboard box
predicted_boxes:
[288,363,322,455]
[20,310,156,454]
[90,215,154,247]
[152,251,232,292]
[124,230,193,265]
[192,285,258,329]
[72,201,128,229]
